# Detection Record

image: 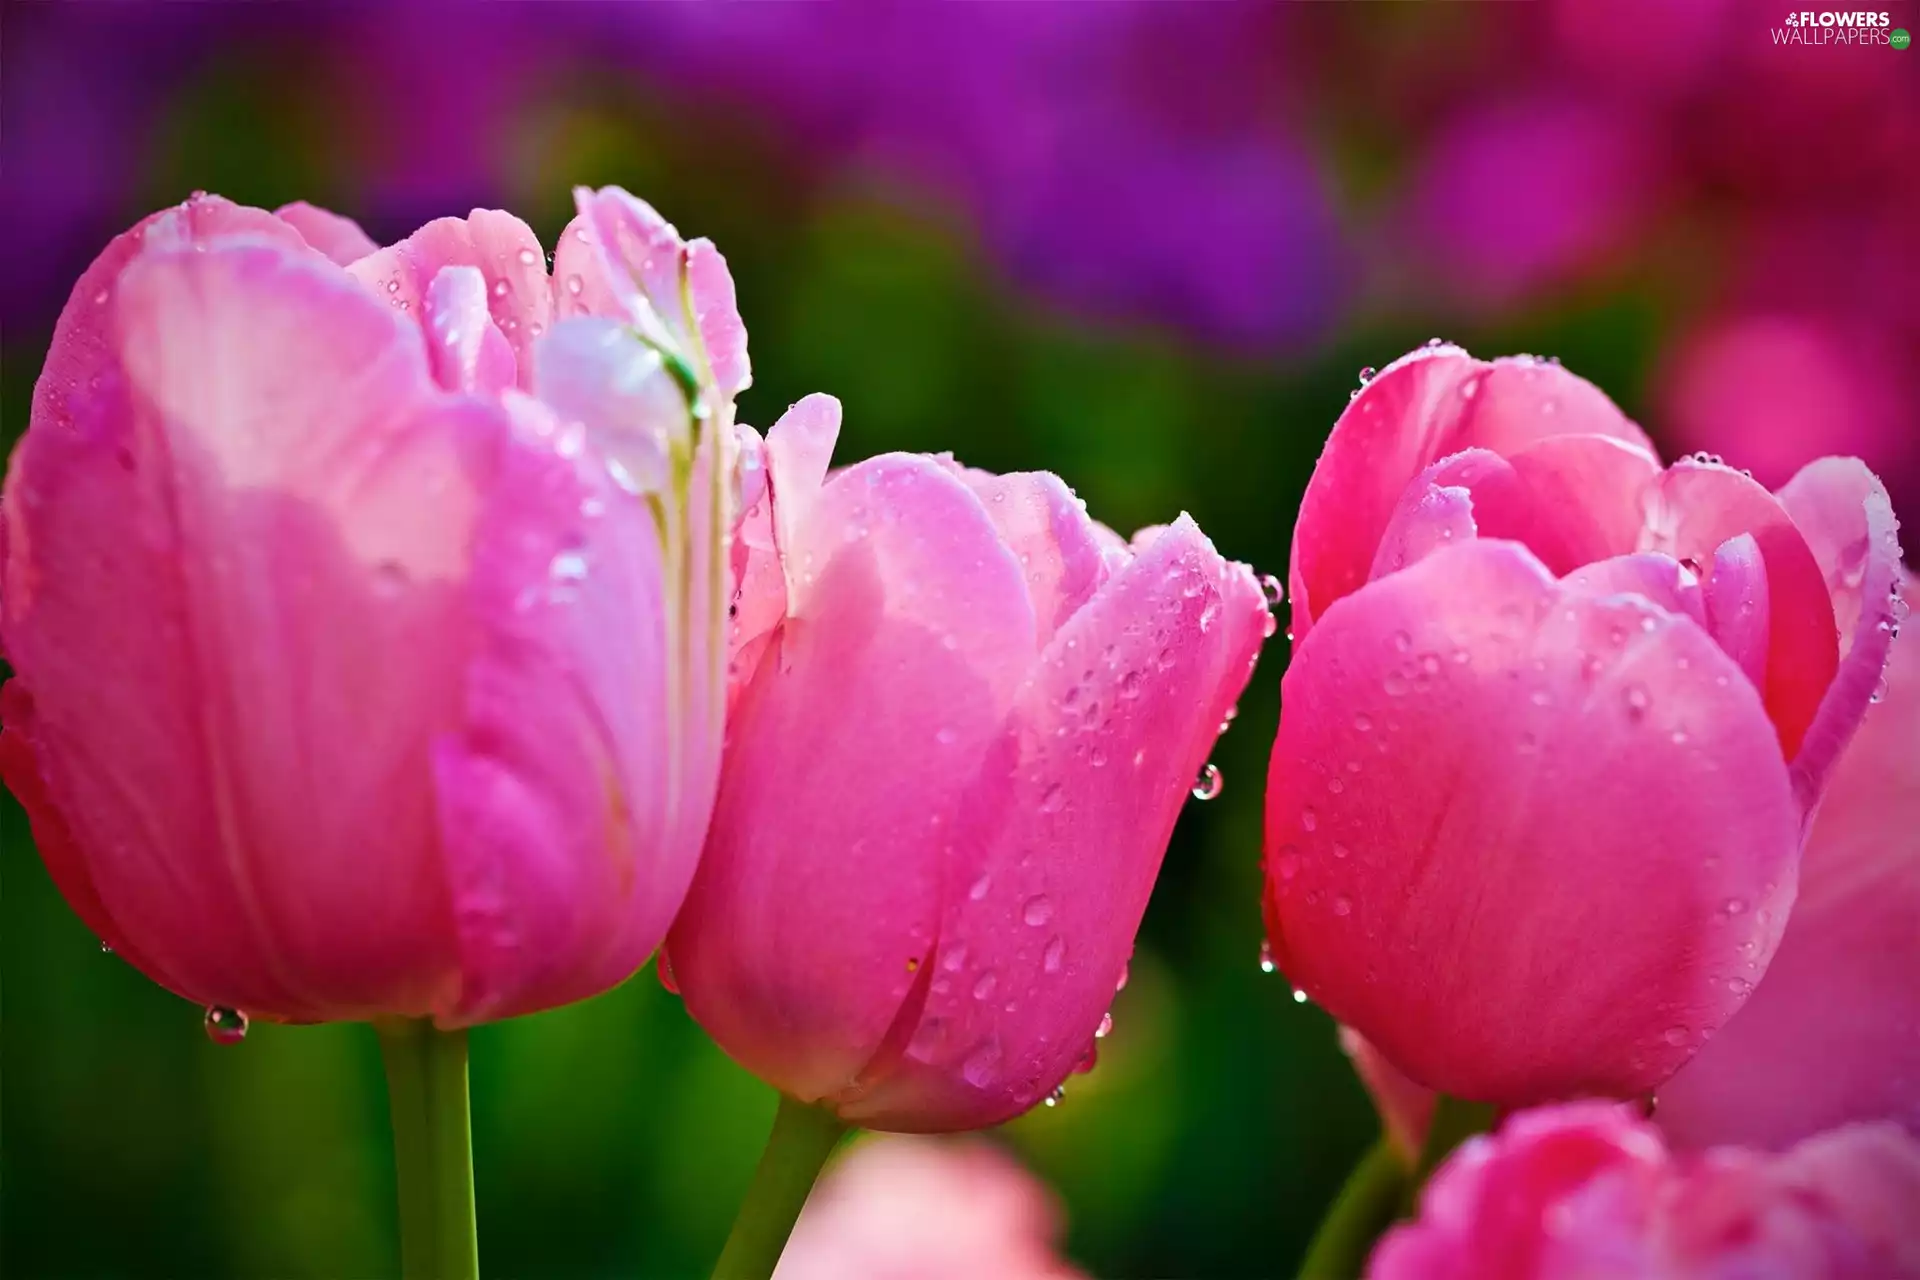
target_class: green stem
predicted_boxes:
[1409,1094,1498,1203]
[1295,1138,1408,1280]
[376,1019,479,1280]
[710,1095,850,1280]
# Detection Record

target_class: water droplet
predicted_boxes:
[1623,683,1650,721]
[1291,988,1310,1004]
[1723,898,1748,917]
[565,274,584,296]
[204,1006,249,1044]
[1115,963,1130,992]
[491,279,509,298]
[1332,896,1352,917]
[99,940,114,955]
[961,1038,1002,1088]
[1023,896,1055,927]
[1039,783,1066,813]
[1727,976,1752,995]
[1118,670,1143,700]
[1275,846,1302,881]
[549,549,589,583]
[1191,763,1223,801]
[935,726,958,746]
[1391,630,1413,653]
[969,874,992,901]
[1258,939,1277,974]
[516,247,538,266]
[1530,689,1551,707]
[1043,937,1065,973]
[972,972,998,1001]
[1300,807,1318,833]
[1259,574,1286,606]
[1331,842,1350,860]
[1353,713,1373,732]
[1326,776,1345,796]
[384,278,401,295]
[1358,365,1376,384]
[1663,1026,1689,1047]
[1043,1084,1067,1108]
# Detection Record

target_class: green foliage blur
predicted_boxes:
[0,46,1667,1280]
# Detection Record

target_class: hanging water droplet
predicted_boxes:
[1259,574,1286,606]
[99,940,114,955]
[1115,963,1130,992]
[1043,1084,1067,1108]
[203,1006,249,1044]
[1191,763,1223,800]
[1258,939,1277,974]
[1022,895,1054,927]
[1095,1011,1114,1039]
[1623,683,1651,721]
[1291,987,1310,1004]
[656,951,680,994]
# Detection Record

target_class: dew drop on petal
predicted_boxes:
[1259,574,1286,606]
[1191,763,1223,801]
[204,1006,249,1045]
[1258,939,1277,974]
[1022,895,1055,927]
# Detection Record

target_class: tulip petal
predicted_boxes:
[945,466,1112,645]
[1371,481,1477,580]
[845,518,1266,1129]
[346,209,554,388]
[1562,553,1708,632]
[1291,347,1654,639]
[1774,458,1904,809]
[671,456,1035,1104]
[6,237,480,1021]
[432,388,710,1023]
[1639,461,1838,769]
[1658,608,1920,1151]
[422,266,517,398]
[1702,534,1770,692]
[1265,540,1799,1103]
[765,394,842,572]
[274,201,379,267]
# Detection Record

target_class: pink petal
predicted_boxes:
[727,424,784,707]
[1641,460,1837,767]
[1658,600,1920,1151]
[274,200,379,266]
[1291,346,1654,641]
[531,317,686,496]
[421,266,517,397]
[1340,1025,1436,1163]
[1702,534,1770,692]
[1774,458,1904,809]
[5,236,480,1021]
[1561,553,1708,632]
[686,237,752,398]
[670,456,1036,1105]
[1265,540,1799,1104]
[944,466,1113,645]
[844,518,1266,1129]
[765,394,842,571]
[346,209,554,389]
[1370,480,1477,580]
[431,388,714,1023]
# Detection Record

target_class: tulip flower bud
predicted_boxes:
[0,186,748,1029]
[668,398,1270,1130]
[1265,345,1903,1105]
[1372,1104,1920,1278]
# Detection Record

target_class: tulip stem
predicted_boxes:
[710,1094,849,1280]
[1410,1093,1498,1194]
[1295,1137,1407,1279]
[376,1019,479,1280]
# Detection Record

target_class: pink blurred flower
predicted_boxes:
[0,186,748,1026]
[1265,344,1902,1105]
[668,399,1270,1131]
[1659,569,1919,1151]
[774,1135,1084,1280]
[1371,1103,1920,1279]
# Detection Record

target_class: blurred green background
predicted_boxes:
[3,2,1908,1276]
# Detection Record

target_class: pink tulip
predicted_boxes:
[774,1135,1085,1280]
[667,399,1269,1130]
[0,186,748,1026]
[1658,571,1919,1151]
[1265,344,1903,1105]
[1371,1103,1920,1279]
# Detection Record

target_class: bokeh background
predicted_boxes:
[3,2,1915,1276]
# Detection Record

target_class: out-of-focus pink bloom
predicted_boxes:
[774,1135,1085,1280]
[1370,1103,1920,1279]
[669,401,1269,1131]
[1659,570,1919,1151]
[1661,312,1920,536]
[1265,344,1902,1105]
[1400,95,1662,310]
[0,186,747,1026]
